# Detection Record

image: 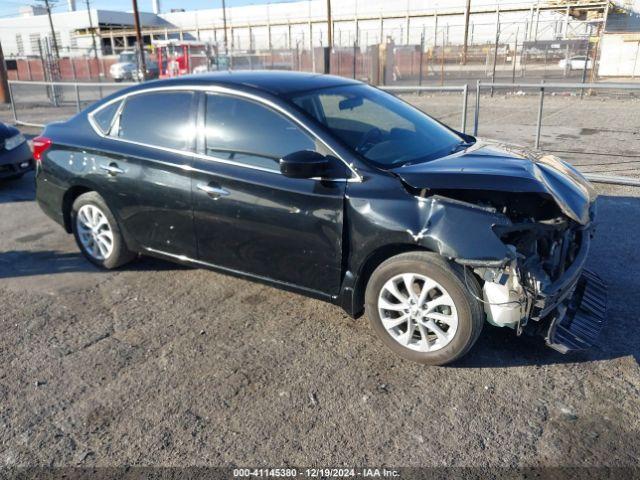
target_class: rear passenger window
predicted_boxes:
[204,93,321,172]
[117,91,195,151]
[93,100,121,134]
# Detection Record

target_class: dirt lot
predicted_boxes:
[1,95,640,468]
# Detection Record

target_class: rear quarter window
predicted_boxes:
[92,100,121,134]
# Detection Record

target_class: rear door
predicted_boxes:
[90,89,198,257]
[191,91,347,296]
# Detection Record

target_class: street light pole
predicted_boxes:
[131,0,147,80]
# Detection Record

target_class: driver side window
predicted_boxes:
[204,93,326,172]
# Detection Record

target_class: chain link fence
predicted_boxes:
[6,11,633,85]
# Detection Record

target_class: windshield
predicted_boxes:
[118,53,137,63]
[290,84,465,168]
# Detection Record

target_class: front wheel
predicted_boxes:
[71,191,135,269]
[365,252,484,366]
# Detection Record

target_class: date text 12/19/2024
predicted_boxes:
[233,468,400,478]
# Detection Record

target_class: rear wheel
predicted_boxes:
[71,192,135,269]
[365,251,484,365]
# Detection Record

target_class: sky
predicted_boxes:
[0,0,301,17]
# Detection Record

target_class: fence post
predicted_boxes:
[535,81,545,150]
[74,83,81,112]
[473,80,480,136]
[512,27,519,88]
[418,31,424,88]
[353,41,357,79]
[8,82,18,123]
[490,27,499,97]
[440,31,445,86]
[580,29,592,99]
[461,84,468,133]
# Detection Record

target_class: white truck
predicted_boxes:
[109,51,158,82]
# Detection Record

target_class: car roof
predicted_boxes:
[136,70,362,97]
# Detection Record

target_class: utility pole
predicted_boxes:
[221,0,229,57]
[131,0,147,80]
[85,0,99,61]
[0,40,9,104]
[461,0,471,64]
[327,0,333,48]
[39,0,60,60]
[324,0,332,73]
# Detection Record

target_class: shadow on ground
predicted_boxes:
[0,171,35,203]
[0,250,187,280]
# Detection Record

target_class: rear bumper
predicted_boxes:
[545,269,607,353]
[0,142,34,178]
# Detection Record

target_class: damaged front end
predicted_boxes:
[475,209,606,353]
[391,141,607,353]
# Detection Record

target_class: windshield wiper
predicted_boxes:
[450,141,475,154]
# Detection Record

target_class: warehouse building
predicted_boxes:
[0,5,167,58]
[1,0,634,58]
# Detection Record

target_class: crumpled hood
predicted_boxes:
[391,139,596,225]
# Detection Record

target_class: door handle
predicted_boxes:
[100,163,125,176]
[197,184,230,199]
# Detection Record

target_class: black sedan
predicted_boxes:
[34,71,605,365]
[0,122,33,180]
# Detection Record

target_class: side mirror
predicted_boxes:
[279,150,329,179]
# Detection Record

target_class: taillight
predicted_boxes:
[32,136,52,163]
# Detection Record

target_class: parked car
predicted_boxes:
[558,55,592,71]
[110,51,158,82]
[34,71,606,365]
[133,60,161,82]
[0,122,33,180]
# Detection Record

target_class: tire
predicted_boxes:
[70,191,135,269]
[365,251,484,366]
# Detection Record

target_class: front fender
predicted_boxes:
[338,174,515,316]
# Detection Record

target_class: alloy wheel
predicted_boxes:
[377,273,459,352]
[76,204,114,261]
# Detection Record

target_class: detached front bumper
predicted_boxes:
[526,231,607,353]
[546,270,607,353]
[0,142,34,179]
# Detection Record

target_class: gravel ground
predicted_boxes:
[1,96,639,469]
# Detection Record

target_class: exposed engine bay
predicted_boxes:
[411,186,604,352]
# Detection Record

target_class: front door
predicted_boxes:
[191,92,346,296]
